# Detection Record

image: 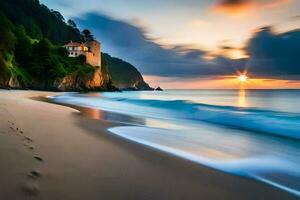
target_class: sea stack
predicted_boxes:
[155,86,163,91]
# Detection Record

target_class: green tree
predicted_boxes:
[51,10,65,22]
[14,26,32,68]
[67,19,77,28]
[30,38,52,79]
[82,29,94,41]
[0,13,17,54]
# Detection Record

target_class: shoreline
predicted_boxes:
[44,92,300,197]
[0,90,297,199]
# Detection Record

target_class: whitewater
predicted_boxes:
[49,89,300,196]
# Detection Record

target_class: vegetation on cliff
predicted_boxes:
[0,0,82,44]
[103,53,152,90]
[0,0,111,90]
[0,0,151,91]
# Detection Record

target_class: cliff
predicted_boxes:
[0,0,151,92]
[103,53,153,90]
[54,68,113,91]
[0,0,111,91]
[0,68,113,92]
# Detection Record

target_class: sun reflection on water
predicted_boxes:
[238,86,247,107]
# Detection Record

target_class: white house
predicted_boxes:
[64,40,101,67]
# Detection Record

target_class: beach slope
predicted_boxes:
[0,90,297,199]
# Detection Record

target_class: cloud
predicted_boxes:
[212,0,291,16]
[213,0,255,16]
[75,13,241,77]
[245,26,300,78]
[74,12,300,80]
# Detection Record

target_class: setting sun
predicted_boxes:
[238,75,248,83]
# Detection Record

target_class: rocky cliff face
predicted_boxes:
[118,78,153,91]
[0,54,154,91]
[0,67,114,92]
[54,67,113,91]
[0,74,21,89]
[8,76,21,89]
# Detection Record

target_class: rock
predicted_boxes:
[55,67,113,91]
[8,75,21,89]
[0,74,21,89]
[77,67,110,90]
[155,86,163,91]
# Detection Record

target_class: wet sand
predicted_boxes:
[0,90,297,199]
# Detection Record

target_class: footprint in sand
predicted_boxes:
[23,143,34,150]
[34,156,44,162]
[20,135,43,161]
[17,130,24,137]
[20,181,40,196]
[28,170,42,179]
[20,169,43,196]
[23,136,33,143]
[6,121,43,197]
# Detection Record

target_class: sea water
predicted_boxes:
[49,89,300,196]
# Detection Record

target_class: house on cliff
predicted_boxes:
[64,40,101,67]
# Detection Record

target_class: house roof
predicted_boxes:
[64,41,82,47]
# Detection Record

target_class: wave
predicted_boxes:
[49,93,300,196]
[128,98,300,140]
[50,93,300,140]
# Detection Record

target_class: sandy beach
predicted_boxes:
[0,90,297,200]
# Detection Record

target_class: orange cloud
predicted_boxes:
[213,0,255,16]
[212,0,291,16]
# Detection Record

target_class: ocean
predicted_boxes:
[49,89,300,196]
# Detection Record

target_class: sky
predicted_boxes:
[41,0,300,89]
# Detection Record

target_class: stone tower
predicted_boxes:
[85,40,101,67]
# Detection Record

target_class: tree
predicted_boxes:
[0,13,17,54]
[82,29,94,41]
[14,26,32,68]
[30,38,52,79]
[51,10,65,22]
[67,19,77,28]
[0,0,82,44]
[32,38,67,81]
